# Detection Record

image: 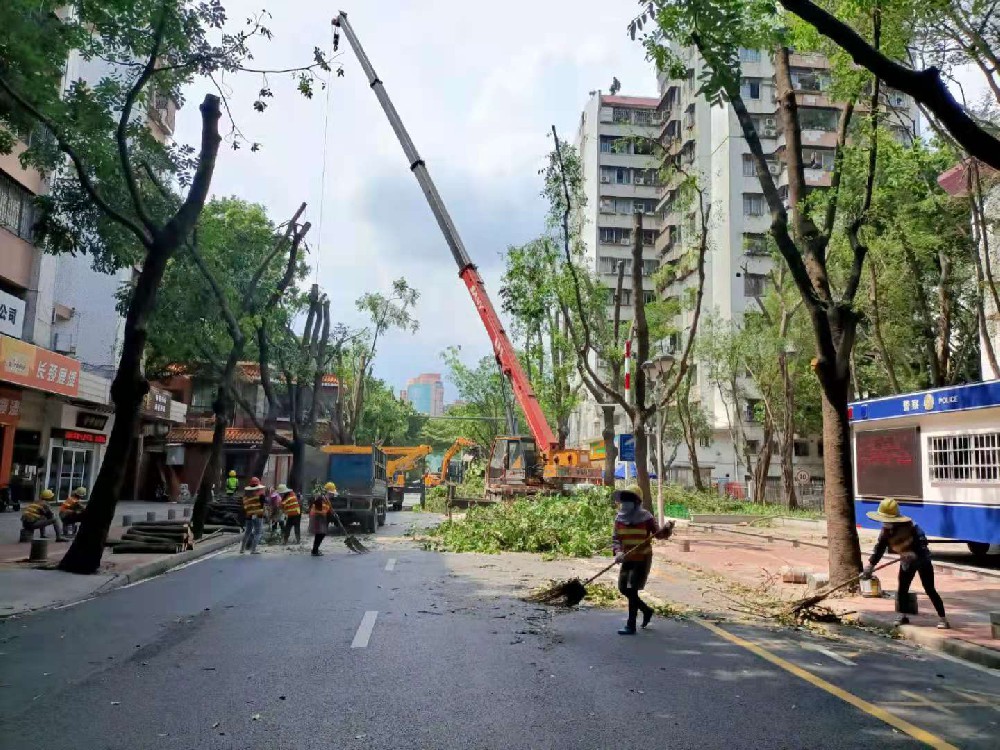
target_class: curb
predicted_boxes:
[109,533,239,588]
[857,612,1000,670]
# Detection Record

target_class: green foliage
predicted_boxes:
[421,488,616,558]
[440,347,513,449]
[354,377,426,446]
[655,483,825,519]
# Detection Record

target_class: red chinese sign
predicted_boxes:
[53,429,108,445]
[0,335,80,398]
[855,427,922,499]
[0,387,21,424]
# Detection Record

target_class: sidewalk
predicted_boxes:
[653,522,1000,669]
[0,503,237,617]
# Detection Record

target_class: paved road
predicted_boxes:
[1,511,997,750]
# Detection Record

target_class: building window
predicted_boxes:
[633,137,654,155]
[791,69,831,92]
[642,259,658,276]
[744,273,767,297]
[742,154,758,177]
[615,167,631,185]
[744,399,762,422]
[0,169,35,241]
[600,166,615,184]
[641,290,655,304]
[744,233,769,256]
[817,439,823,457]
[613,108,632,124]
[618,289,632,306]
[641,229,656,246]
[599,227,632,245]
[739,48,762,63]
[743,194,765,216]
[740,78,762,100]
[600,197,616,214]
[599,256,629,274]
[799,107,839,132]
[929,433,1000,483]
[699,435,713,448]
[746,439,761,453]
[633,109,655,126]
[803,148,835,171]
[617,198,633,214]
[634,199,656,215]
[794,441,810,457]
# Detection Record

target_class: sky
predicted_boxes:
[175,0,658,400]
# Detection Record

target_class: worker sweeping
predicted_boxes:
[862,498,949,629]
[240,478,266,555]
[225,470,239,497]
[279,484,301,545]
[612,487,672,635]
[21,489,65,541]
[59,486,88,536]
[308,483,335,557]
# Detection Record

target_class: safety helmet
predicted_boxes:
[323,481,337,493]
[39,489,55,500]
[228,470,236,477]
[73,486,88,498]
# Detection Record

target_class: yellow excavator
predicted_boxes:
[424,438,477,488]
[383,445,433,511]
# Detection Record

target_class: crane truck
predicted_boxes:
[383,445,433,510]
[424,438,477,488]
[333,12,603,500]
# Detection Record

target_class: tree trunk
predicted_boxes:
[58,95,222,574]
[678,392,704,491]
[778,351,799,510]
[752,420,774,504]
[632,413,652,511]
[191,385,228,538]
[289,439,305,495]
[820,377,863,587]
[601,404,617,486]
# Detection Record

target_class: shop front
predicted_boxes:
[0,386,22,502]
[43,406,111,501]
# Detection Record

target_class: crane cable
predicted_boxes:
[313,24,337,286]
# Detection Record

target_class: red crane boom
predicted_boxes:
[333,11,558,454]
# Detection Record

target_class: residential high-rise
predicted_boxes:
[401,373,445,417]
[568,51,919,496]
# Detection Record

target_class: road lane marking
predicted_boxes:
[351,611,378,648]
[385,558,396,572]
[801,643,856,666]
[696,619,959,750]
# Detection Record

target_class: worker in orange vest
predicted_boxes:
[21,489,65,541]
[278,484,302,545]
[308,482,335,556]
[240,478,266,555]
[59,486,88,536]
[612,487,674,635]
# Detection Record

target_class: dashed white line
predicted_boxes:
[385,558,396,572]
[351,611,378,648]
[802,643,856,666]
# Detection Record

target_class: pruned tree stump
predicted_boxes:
[792,539,800,548]
[681,540,690,552]
[29,539,48,562]
[122,515,133,527]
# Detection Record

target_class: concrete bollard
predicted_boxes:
[29,539,48,562]
[765,536,774,544]
[121,515,132,527]
[780,566,810,584]
[183,507,191,518]
[167,509,177,520]
[806,572,830,593]
[990,612,1000,640]
[146,511,156,522]
[19,528,34,543]
[681,539,690,552]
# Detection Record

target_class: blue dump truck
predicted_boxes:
[302,446,388,533]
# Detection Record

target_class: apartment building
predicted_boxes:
[568,50,918,496]
[401,373,445,417]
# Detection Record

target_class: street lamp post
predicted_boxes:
[641,348,676,527]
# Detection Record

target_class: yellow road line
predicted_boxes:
[695,618,959,750]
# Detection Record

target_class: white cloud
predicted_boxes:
[175,0,657,396]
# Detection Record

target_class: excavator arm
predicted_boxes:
[333,11,557,457]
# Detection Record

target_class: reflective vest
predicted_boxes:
[22,502,50,523]
[310,499,332,517]
[60,498,84,514]
[243,493,265,518]
[281,492,300,517]
[614,520,655,560]
[226,476,239,494]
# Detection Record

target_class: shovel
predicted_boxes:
[786,558,899,617]
[328,509,369,554]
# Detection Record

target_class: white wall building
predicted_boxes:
[569,49,919,497]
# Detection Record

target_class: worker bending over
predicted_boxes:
[612,487,673,635]
[279,484,301,544]
[21,490,65,542]
[241,478,266,555]
[863,498,949,629]
[59,486,88,536]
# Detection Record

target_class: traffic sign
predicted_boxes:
[794,469,811,485]
[618,433,635,462]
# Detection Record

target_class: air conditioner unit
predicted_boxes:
[768,162,780,175]
[52,332,76,354]
[762,126,777,138]
[621,237,631,246]
[634,174,646,185]
[764,117,776,127]
[600,175,611,183]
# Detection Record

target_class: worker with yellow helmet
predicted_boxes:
[21,489,66,542]
[225,469,239,497]
[59,486,88,536]
[308,482,337,556]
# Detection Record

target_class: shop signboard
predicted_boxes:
[0,335,80,398]
[52,428,108,445]
[0,387,22,424]
[76,412,109,431]
[0,290,25,339]
[142,386,170,419]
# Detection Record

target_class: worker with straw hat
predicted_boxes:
[862,498,949,629]
[612,487,673,635]
[240,478,266,555]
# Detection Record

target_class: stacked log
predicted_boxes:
[206,496,244,528]
[106,520,239,554]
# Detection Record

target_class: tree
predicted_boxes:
[330,279,420,444]
[773,0,1000,169]
[0,0,331,573]
[639,0,882,582]
[355,377,426,446]
[441,347,513,450]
